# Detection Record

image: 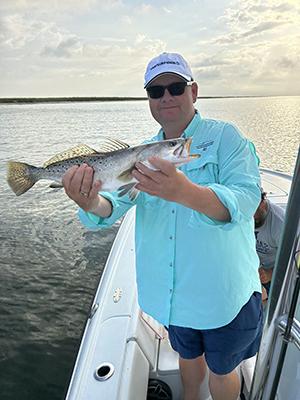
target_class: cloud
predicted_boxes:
[0,14,38,49]
[193,54,232,68]
[121,15,132,25]
[0,0,117,14]
[220,0,298,27]
[0,13,70,53]
[214,0,299,45]
[277,56,297,69]
[240,20,288,37]
[41,36,81,58]
[0,0,299,97]
[195,67,222,81]
[136,4,153,14]
[214,20,288,44]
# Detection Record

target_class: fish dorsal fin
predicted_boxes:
[98,138,130,153]
[43,144,98,167]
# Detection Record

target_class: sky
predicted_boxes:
[0,0,300,97]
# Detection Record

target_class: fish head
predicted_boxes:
[154,137,199,166]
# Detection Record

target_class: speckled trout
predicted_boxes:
[7,137,199,198]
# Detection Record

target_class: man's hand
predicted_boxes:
[258,267,273,284]
[132,157,189,203]
[62,164,102,212]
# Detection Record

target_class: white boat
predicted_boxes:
[65,160,300,400]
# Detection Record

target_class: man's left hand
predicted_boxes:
[259,267,273,284]
[132,157,189,202]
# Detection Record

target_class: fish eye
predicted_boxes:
[169,141,177,147]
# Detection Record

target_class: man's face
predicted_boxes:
[147,74,198,130]
[254,200,268,228]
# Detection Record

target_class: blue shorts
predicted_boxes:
[167,291,263,375]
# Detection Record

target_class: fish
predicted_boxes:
[6,137,199,199]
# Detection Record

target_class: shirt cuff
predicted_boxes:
[188,184,240,230]
[78,192,119,229]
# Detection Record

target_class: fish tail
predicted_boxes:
[7,161,40,196]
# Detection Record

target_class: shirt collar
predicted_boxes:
[157,109,202,140]
[182,110,202,138]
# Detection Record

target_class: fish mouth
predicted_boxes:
[174,140,185,157]
[183,138,200,158]
[175,138,199,159]
[186,138,192,155]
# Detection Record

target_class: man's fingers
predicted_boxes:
[135,183,156,196]
[148,157,176,175]
[62,165,79,190]
[132,168,157,186]
[68,164,89,194]
[79,165,94,196]
[135,161,165,183]
[62,164,95,200]
[89,180,102,198]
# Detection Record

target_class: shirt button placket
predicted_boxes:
[168,207,176,315]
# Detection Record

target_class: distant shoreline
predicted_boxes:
[0,97,147,104]
[0,95,296,104]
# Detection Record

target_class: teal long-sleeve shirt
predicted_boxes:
[79,112,262,329]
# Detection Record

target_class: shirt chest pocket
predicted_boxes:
[184,155,219,186]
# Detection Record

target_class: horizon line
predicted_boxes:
[0,94,299,104]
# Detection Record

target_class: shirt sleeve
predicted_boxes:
[78,191,136,230]
[191,123,261,230]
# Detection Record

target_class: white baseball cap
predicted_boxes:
[144,52,194,88]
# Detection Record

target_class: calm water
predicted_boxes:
[0,97,299,400]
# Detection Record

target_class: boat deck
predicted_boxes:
[65,169,292,400]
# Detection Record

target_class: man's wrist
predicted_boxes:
[88,195,113,218]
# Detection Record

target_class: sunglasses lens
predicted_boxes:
[168,82,187,96]
[146,82,189,99]
[147,86,165,99]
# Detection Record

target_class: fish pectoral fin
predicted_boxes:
[43,144,98,168]
[128,187,140,201]
[98,138,130,153]
[117,167,134,182]
[117,182,136,195]
[118,183,140,200]
[49,182,64,189]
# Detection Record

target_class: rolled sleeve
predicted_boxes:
[208,182,260,228]
[189,123,261,230]
[78,191,135,230]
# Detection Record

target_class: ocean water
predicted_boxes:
[0,97,299,400]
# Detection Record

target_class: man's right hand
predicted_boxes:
[62,164,102,212]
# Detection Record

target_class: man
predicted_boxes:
[254,189,285,296]
[63,52,262,400]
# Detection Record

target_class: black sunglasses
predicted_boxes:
[146,81,193,99]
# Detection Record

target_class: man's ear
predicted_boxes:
[191,82,198,103]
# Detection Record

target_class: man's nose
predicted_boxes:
[161,88,173,100]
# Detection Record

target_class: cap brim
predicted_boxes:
[144,72,192,88]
